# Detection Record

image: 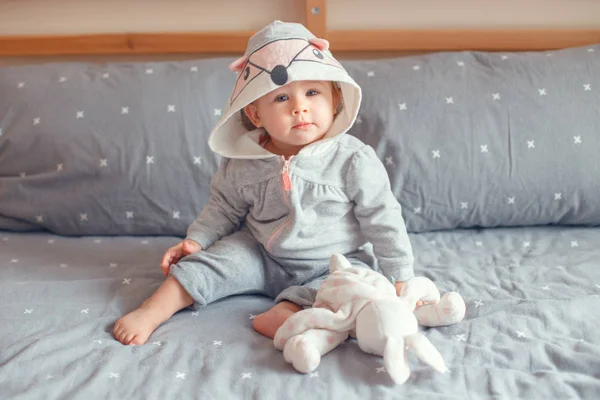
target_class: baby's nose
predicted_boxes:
[292,100,308,114]
[293,107,308,115]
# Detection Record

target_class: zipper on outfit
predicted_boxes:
[281,155,294,191]
[265,155,294,252]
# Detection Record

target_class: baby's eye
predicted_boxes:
[275,95,288,102]
[307,90,319,96]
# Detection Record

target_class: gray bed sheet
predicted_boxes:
[1,226,599,399]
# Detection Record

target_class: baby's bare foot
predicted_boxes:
[114,303,166,345]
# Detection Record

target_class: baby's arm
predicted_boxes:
[346,146,415,283]
[186,158,249,249]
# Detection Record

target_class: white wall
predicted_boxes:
[1,0,598,65]
[1,0,599,35]
[330,0,600,29]
[0,0,303,34]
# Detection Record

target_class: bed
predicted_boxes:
[2,226,599,398]
[1,1,600,398]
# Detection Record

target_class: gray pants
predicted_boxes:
[169,228,376,308]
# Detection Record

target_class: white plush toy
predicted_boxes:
[273,254,466,384]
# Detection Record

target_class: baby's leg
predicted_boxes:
[116,229,269,345]
[414,292,466,327]
[114,275,193,345]
[254,259,329,339]
[253,301,303,339]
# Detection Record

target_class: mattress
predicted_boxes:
[2,226,599,399]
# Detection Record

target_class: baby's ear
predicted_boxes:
[243,103,261,128]
[228,55,249,72]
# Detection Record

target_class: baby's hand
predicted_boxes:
[160,239,202,276]
[395,281,424,306]
[394,281,405,296]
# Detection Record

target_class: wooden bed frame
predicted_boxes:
[1,0,599,56]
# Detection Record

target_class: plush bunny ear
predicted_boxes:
[309,37,330,52]
[404,333,448,373]
[383,337,410,385]
[228,55,249,72]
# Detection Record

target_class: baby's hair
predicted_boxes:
[240,81,344,132]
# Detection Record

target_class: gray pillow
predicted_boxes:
[0,44,598,236]
[344,43,600,232]
[0,59,234,235]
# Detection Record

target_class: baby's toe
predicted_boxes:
[116,332,126,345]
[120,330,131,344]
[114,320,127,336]
[129,335,142,346]
[115,326,132,345]
[124,332,136,345]
[130,334,148,346]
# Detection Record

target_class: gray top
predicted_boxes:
[186,133,415,282]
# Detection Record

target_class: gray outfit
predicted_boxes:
[169,134,415,308]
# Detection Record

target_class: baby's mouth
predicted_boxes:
[293,122,313,130]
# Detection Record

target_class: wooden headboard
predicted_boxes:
[0,0,599,56]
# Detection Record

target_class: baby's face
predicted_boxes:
[245,80,340,148]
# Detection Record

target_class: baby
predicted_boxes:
[114,21,415,345]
